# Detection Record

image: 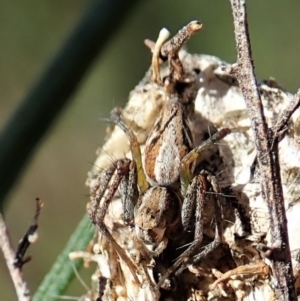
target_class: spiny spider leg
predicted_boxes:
[176,173,224,277]
[89,163,122,221]
[163,20,202,81]
[110,108,149,193]
[157,171,223,288]
[119,159,138,226]
[180,128,232,194]
[145,20,203,83]
[88,158,140,283]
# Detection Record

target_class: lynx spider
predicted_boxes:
[88,21,233,289]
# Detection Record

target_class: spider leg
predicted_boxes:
[180,128,232,195]
[192,172,224,264]
[144,20,203,83]
[120,160,138,227]
[110,107,149,193]
[89,162,119,221]
[176,172,224,276]
[88,158,140,284]
[156,173,208,288]
[162,20,202,81]
[151,28,170,84]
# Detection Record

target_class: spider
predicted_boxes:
[88,20,233,289]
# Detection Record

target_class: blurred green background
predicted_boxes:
[1,1,300,300]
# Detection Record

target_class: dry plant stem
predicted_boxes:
[230,0,296,300]
[0,214,31,301]
[14,198,43,268]
[209,261,270,290]
[273,88,300,134]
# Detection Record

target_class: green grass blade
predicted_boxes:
[33,214,94,301]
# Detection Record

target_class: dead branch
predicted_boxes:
[229,0,297,300]
[273,88,300,135]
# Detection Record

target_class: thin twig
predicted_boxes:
[0,214,31,301]
[273,88,300,135]
[14,198,43,269]
[229,0,296,300]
